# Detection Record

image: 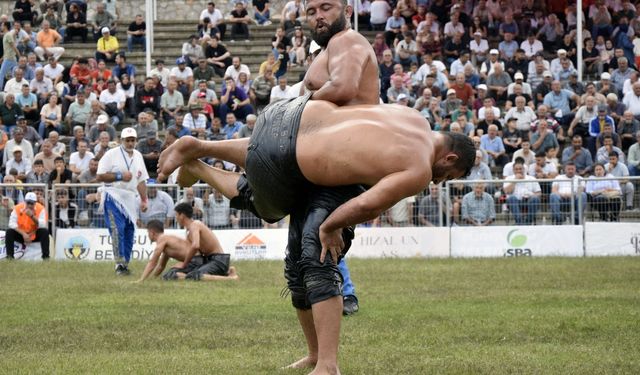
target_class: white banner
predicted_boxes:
[349,227,449,258]
[450,225,583,257]
[54,227,451,261]
[585,223,640,256]
[0,231,44,261]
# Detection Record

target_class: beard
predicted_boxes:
[311,13,347,48]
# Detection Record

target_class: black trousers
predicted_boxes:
[5,228,50,259]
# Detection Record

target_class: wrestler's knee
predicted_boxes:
[162,268,180,280]
[300,256,343,306]
[284,249,311,310]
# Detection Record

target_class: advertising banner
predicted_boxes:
[54,227,451,261]
[450,225,583,257]
[0,231,44,261]
[584,223,640,256]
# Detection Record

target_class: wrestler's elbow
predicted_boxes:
[316,83,358,105]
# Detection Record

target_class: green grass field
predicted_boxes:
[1,258,639,374]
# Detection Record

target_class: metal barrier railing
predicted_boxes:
[444,176,640,226]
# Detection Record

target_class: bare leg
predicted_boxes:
[158,136,250,181]
[200,266,240,281]
[309,296,342,375]
[180,160,242,199]
[285,309,319,369]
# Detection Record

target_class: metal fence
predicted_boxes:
[2,177,638,242]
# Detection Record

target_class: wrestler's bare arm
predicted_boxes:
[319,169,429,262]
[311,35,371,105]
[138,237,167,282]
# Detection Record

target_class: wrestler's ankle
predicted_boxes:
[309,361,340,375]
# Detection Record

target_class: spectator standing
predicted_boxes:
[137,185,175,228]
[5,192,49,259]
[96,127,149,276]
[92,2,117,41]
[0,22,19,92]
[204,189,237,229]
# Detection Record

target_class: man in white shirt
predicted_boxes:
[270,76,294,103]
[469,31,489,66]
[224,56,251,84]
[96,127,149,276]
[148,59,171,87]
[4,68,29,96]
[504,163,542,225]
[5,146,32,181]
[622,81,640,116]
[550,162,586,224]
[199,1,225,38]
[369,0,391,29]
[504,96,537,131]
[3,127,34,168]
[170,57,194,96]
[520,32,544,59]
[69,139,95,180]
[43,56,64,85]
[99,79,126,125]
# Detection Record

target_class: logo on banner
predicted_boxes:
[63,236,90,260]
[504,229,532,257]
[235,233,267,259]
[631,234,640,255]
[0,235,27,259]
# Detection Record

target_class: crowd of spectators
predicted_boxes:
[1,0,640,234]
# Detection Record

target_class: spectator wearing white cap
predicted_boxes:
[5,191,49,259]
[96,127,149,276]
[597,72,617,97]
[88,114,116,147]
[534,71,554,105]
[5,145,31,181]
[507,72,532,97]
[3,127,34,169]
[95,27,119,63]
[479,49,504,81]
[469,30,489,66]
[550,50,574,79]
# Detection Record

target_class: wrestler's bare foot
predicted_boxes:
[176,161,201,187]
[227,266,239,280]
[158,136,202,181]
[283,356,317,369]
[307,364,340,375]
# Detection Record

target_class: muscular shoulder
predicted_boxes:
[328,30,371,50]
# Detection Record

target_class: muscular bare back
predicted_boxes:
[296,101,434,189]
[186,220,224,256]
[304,29,380,106]
[158,234,193,261]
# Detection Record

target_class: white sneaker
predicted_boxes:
[264,20,272,26]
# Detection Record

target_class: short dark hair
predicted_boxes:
[564,161,576,168]
[33,159,44,166]
[535,151,546,158]
[174,202,194,218]
[147,220,164,233]
[514,156,525,165]
[608,151,619,158]
[444,132,475,177]
[54,156,65,163]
